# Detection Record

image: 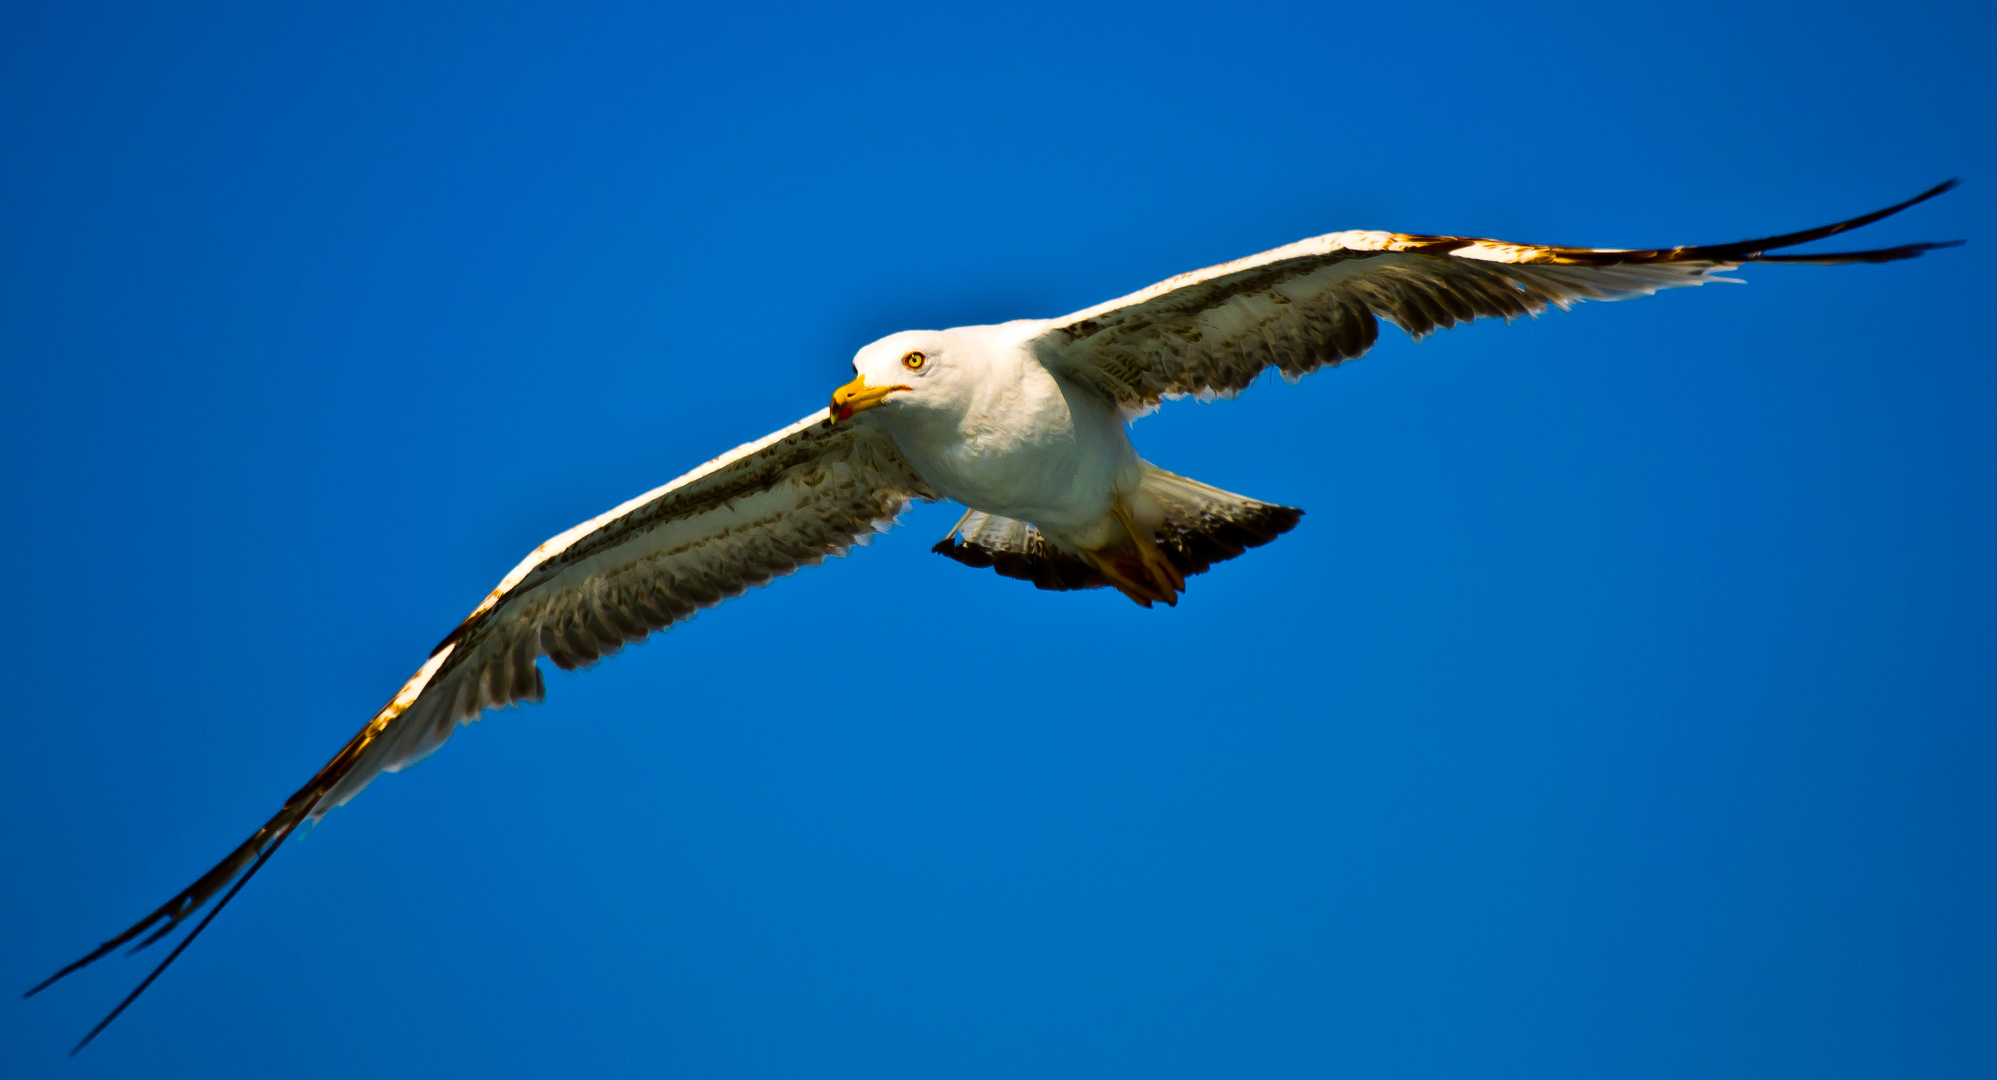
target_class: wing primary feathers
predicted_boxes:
[25,685,388,1040]
[1556,178,1962,266]
[63,820,300,1055]
[1744,239,1964,264]
[24,840,264,999]
[1036,181,1959,408]
[30,412,938,1051]
[1723,178,1960,259]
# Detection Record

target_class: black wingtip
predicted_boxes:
[1738,178,1963,256]
[1748,238,1965,265]
[24,880,207,1001]
[63,823,296,1054]
[1864,178,1960,220]
[1535,179,1962,268]
[24,934,143,1000]
[1919,177,1961,201]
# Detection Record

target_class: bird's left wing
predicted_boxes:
[1031,182,1960,414]
[29,409,936,1051]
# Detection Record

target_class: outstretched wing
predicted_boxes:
[1032,181,1961,413]
[29,409,936,1051]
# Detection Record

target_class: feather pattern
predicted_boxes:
[28,409,936,1046]
[931,510,1107,591]
[931,466,1301,591]
[1033,181,1960,412]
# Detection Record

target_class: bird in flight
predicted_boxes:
[29,181,1959,1051]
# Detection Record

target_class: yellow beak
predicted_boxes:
[830,374,911,422]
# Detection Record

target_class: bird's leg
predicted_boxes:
[1112,496,1185,598]
[1086,550,1169,609]
[1075,494,1187,608]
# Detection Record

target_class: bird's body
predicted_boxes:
[29,182,1962,1053]
[853,321,1145,548]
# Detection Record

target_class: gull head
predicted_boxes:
[830,329,972,424]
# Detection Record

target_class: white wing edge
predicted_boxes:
[1048,230,1516,330]
[309,406,839,818]
[460,407,834,625]
[1051,178,1963,335]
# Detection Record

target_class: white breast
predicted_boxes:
[876,326,1138,531]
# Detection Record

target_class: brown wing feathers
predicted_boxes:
[28,416,934,1051]
[1040,182,1960,409]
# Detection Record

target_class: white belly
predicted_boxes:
[883,364,1137,532]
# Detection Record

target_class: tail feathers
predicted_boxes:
[931,465,1302,591]
[1139,466,1302,577]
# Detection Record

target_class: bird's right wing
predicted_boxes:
[1031,181,1960,415]
[31,408,937,1051]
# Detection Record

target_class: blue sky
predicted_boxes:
[2,2,1991,1077]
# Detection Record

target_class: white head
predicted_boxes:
[829,329,982,427]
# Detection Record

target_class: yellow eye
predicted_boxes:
[901,351,925,371]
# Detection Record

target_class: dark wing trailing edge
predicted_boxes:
[1031,181,1961,413]
[28,410,936,1052]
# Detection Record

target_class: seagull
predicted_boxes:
[30,181,1960,1051]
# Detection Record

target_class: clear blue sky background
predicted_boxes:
[2,2,1991,1076]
